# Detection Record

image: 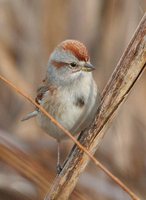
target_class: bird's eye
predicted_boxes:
[70,62,77,68]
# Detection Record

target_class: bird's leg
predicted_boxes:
[57,140,62,174]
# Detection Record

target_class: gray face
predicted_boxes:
[46,48,93,86]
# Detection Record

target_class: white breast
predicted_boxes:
[37,73,98,140]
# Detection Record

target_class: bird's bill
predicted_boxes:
[81,62,95,72]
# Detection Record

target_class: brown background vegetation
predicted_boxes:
[0,0,146,199]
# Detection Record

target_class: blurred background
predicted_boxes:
[0,0,146,199]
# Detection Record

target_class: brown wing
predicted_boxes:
[35,84,57,108]
[21,83,49,121]
[35,86,49,105]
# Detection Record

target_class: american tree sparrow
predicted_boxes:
[22,40,100,173]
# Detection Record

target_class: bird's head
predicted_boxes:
[47,40,95,86]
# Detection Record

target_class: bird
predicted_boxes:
[22,39,100,174]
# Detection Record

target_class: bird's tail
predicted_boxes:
[21,110,38,121]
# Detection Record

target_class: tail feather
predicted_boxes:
[21,111,38,121]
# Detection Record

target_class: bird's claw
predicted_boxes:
[57,164,62,174]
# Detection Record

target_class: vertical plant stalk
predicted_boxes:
[47,13,146,200]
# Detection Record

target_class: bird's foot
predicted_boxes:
[57,164,62,174]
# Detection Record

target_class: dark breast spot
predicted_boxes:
[74,96,85,108]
